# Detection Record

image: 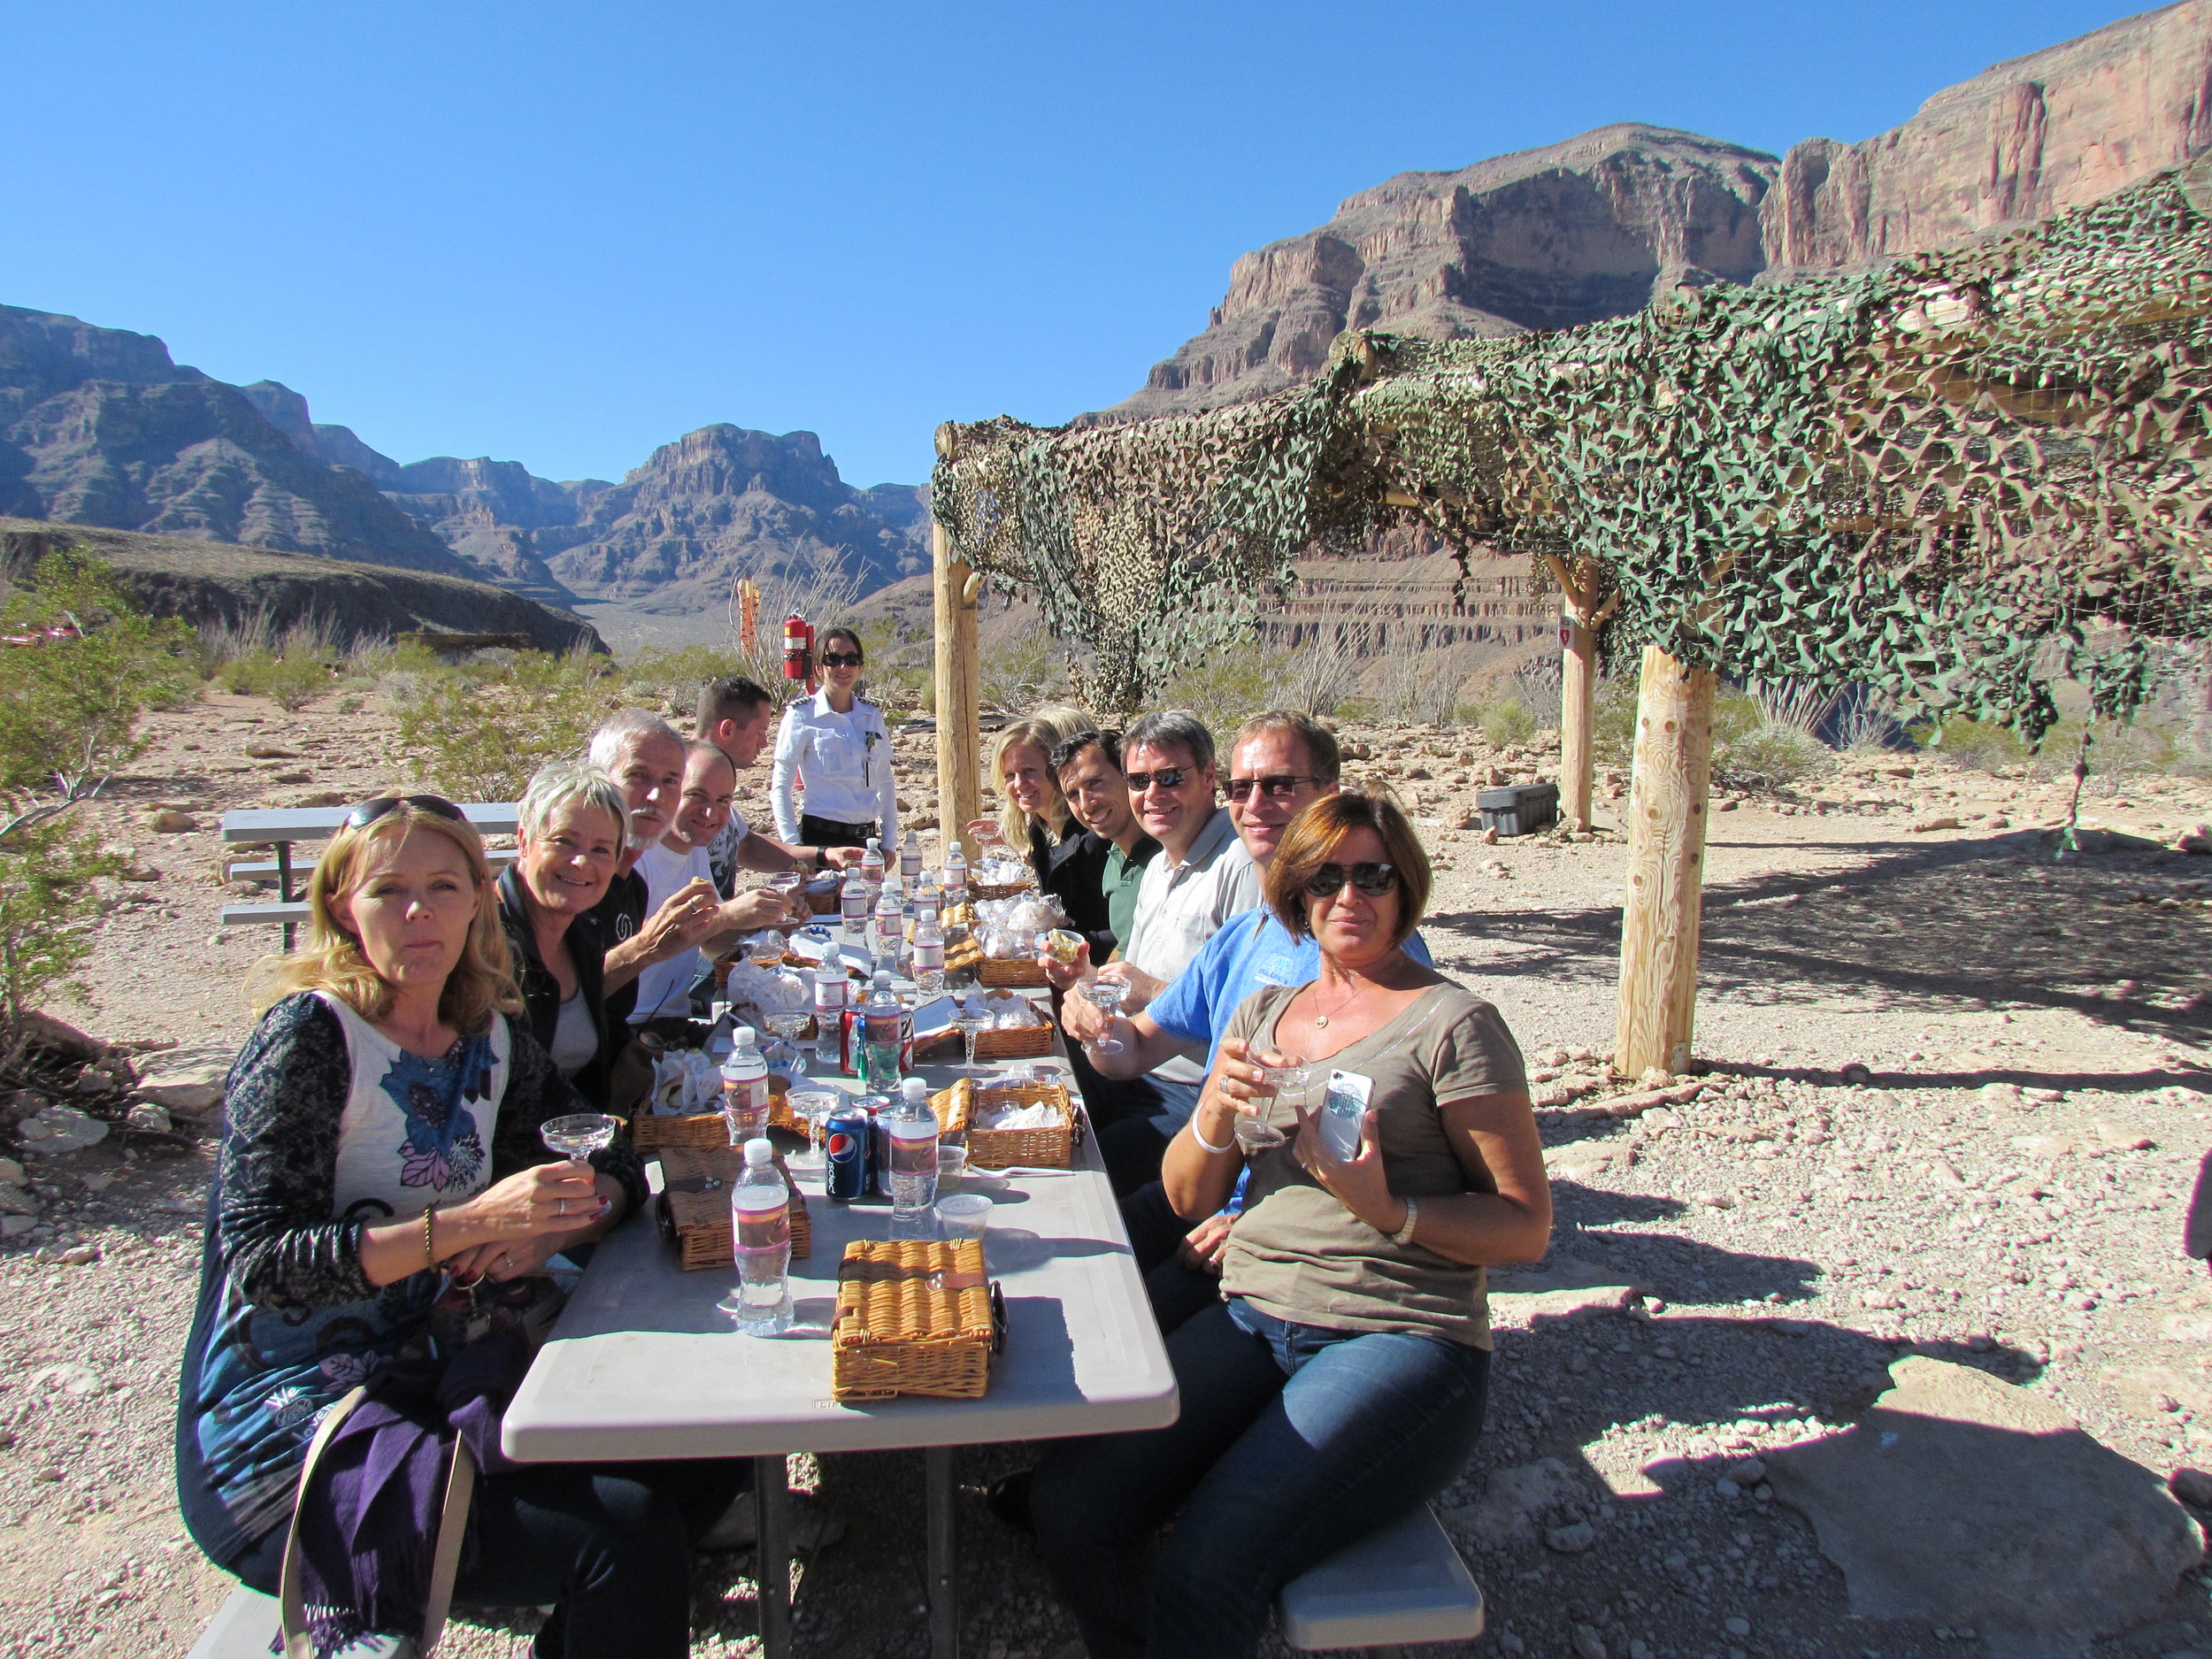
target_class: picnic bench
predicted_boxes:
[219,803,519,949]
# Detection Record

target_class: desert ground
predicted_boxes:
[5,684,2212,1659]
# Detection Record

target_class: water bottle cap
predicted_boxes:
[733,1026,757,1049]
[901,1078,931,1103]
[743,1137,775,1164]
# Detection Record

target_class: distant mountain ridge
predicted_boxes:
[1108,0,2212,420]
[0,303,928,622]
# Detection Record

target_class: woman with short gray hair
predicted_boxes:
[500,760,633,1109]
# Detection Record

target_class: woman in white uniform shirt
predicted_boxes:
[771,626,897,853]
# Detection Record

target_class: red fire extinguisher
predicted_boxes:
[782,614,814,685]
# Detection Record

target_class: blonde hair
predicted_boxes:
[250,803,522,1035]
[991,708,1087,848]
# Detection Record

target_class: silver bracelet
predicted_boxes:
[1388,1194,1420,1246]
[1190,1116,1236,1156]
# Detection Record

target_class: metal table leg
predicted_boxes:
[276,841,296,953]
[926,1445,958,1659]
[755,1454,792,1659]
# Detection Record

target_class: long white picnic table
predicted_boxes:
[502,1045,1178,1659]
[219,803,519,947]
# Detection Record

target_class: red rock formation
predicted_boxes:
[1763,0,2212,271]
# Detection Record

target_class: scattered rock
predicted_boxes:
[134,1048,232,1115]
[243,744,301,759]
[1443,1458,1587,1550]
[1911,817,1963,833]
[0,1187,37,1217]
[1977,1082,2026,1110]
[1726,1458,1769,1486]
[57,1244,97,1266]
[1724,1617,1752,1638]
[17,1011,104,1062]
[0,1157,24,1185]
[1545,1520,1597,1554]
[17,1104,111,1155]
[149,809,197,833]
[1571,1624,1609,1659]
[1766,1356,2204,1659]
[124,1102,173,1134]
[33,1363,101,1395]
[2170,1468,2212,1509]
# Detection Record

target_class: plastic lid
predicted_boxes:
[743,1137,774,1164]
[901,1078,931,1103]
[733,1026,758,1049]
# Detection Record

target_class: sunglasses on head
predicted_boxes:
[1124,767,1191,794]
[818,651,864,668]
[1225,773,1318,803]
[345,794,465,832]
[1303,861,1399,899]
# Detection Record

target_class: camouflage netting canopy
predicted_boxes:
[932,162,2212,732]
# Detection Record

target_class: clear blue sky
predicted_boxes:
[3,1,2139,489]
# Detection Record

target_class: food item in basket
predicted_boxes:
[1041,928,1085,966]
[975,893,1068,960]
[974,1098,1064,1132]
[653,1048,722,1115]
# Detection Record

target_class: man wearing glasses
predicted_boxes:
[1074,710,1263,1189]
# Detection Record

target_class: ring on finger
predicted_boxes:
[556,1196,566,1217]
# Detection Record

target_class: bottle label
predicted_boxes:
[913,941,944,972]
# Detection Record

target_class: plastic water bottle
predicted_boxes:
[860,973,905,1093]
[720,1027,771,1144]
[731,1139,793,1334]
[840,866,869,937]
[872,879,905,974]
[860,837,885,899]
[914,878,941,926]
[901,828,924,884]
[887,1078,940,1219]
[941,842,967,904]
[911,918,945,995]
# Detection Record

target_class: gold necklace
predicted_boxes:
[1308,981,1365,1029]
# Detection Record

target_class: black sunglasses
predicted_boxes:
[345,794,465,831]
[818,651,864,668]
[1125,767,1192,793]
[1303,862,1398,899]
[1225,774,1318,803]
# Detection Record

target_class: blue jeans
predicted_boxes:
[1031,1296,1491,1659]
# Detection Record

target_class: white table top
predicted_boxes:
[220,803,519,844]
[501,1058,1179,1463]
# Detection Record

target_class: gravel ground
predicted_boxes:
[6,691,2212,1658]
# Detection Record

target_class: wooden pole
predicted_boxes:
[1615,643,1716,1078]
[931,426,982,863]
[1544,554,1604,833]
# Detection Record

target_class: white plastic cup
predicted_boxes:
[934,1193,992,1241]
[937,1145,968,1191]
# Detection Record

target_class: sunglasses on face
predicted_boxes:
[345,794,465,832]
[1124,767,1192,794]
[1303,862,1399,899]
[1225,774,1318,803]
[818,651,864,669]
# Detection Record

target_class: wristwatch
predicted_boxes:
[1388,1195,1419,1246]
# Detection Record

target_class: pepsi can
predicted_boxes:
[824,1106,872,1202]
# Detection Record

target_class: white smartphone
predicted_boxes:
[1319,1071,1374,1161]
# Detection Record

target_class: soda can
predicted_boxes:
[861,1096,892,1195]
[824,1107,872,1203]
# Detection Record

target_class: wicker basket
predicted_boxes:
[931,1078,1082,1169]
[657,1145,812,1269]
[633,1078,790,1149]
[973,1023,1054,1060]
[830,1239,1002,1402]
[969,880,1034,902]
[979,957,1050,988]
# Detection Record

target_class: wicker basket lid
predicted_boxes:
[833,1240,994,1348]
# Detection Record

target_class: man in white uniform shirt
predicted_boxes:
[1085,709,1260,1192]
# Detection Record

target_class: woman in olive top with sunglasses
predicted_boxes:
[770,626,897,853]
[1029,787,1551,1659]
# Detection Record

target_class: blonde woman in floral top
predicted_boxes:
[176,795,737,1657]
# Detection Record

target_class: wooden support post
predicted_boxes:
[1559,612,1596,833]
[932,426,982,862]
[1615,644,1716,1079]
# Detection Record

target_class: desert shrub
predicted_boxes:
[221,648,335,710]
[1479,698,1539,749]
[1591,675,1640,770]
[1367,645,1471,726]
[0,822,131,1056]
[0,549,200,835]
[979,627,1066,714]
[1914,715,2033,772]
[391,647,625,801]
[1714,721,1829,787]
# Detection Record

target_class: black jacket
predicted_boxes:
[1041,828,1118,957]
[498,865,616,1111]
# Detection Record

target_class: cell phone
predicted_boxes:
[1319,1071,1373,1161]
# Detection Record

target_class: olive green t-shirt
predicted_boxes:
[1219,980,1528,1348]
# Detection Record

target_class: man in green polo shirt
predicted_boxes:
[1049,729,1159,956]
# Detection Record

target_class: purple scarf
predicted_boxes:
[288,1329,530,1657]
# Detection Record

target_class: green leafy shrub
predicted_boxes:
[1479,698,1539,749]
[221,648,335,710]
[0,549,200,835]
[391,648,625,801]
[0,822,131,1056]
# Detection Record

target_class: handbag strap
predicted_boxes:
[280,1385,370,1659]
[277,1384,479,1659]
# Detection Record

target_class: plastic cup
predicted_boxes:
[937,1145,968,1191]
[934,1193,992,1240]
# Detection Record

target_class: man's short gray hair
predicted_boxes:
[518,760,631,845]
[1232,710,1341,785]
[1123,709,1217,775]
[587,708,685,772]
